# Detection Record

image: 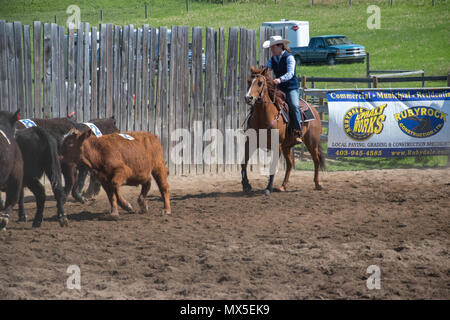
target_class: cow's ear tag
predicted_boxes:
[17,113,20,121]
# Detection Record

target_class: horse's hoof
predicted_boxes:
[315,185,323,190]
[279,186,286,192]
[264,189,272,196]
[242,184,252,193]
[18,216,27,222]
[162,209,171,215]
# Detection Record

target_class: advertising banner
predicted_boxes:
[327,89,450,158]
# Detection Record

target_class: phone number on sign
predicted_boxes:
[335,150,383,157]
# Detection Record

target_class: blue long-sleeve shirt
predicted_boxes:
[267,52,296,83]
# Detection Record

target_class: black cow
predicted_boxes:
[16,117,79,200]
[15,127,68,228]
[0,110,23,231]
[16,116,119,203]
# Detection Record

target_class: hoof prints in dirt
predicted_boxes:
[0,168,449,299]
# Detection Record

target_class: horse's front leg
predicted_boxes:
[280,145,294,192]
[241,138,252,192]
[265,143,282,195]
[265,175,274,195]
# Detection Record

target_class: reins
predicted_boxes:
[244,74,282,130]
[259,76,281,129]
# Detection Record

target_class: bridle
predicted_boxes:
[247,74,281,129]
[256,75,277,105]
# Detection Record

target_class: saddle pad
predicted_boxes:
[299,98,316,123]
[19,119,37,128]
[83,122,103,137]
[281,98,315,125]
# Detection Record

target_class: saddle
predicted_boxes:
[276,96,316,128]
[244,93,316,131]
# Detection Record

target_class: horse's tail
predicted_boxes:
[318,142,327,171]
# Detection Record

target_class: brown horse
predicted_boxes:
[241,66,325,194]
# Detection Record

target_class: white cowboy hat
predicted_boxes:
[262,35,290,49]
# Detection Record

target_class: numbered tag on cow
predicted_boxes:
[118,133,135,141]
[19,119,37,128]
[83,122,103,137]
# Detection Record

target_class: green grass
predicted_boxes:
[295,142,448,171]
[295,155,448,171]
[1,0,449,170]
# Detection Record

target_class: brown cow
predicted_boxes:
[61,130,171,218]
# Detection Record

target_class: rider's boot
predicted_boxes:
[294,128,303,144]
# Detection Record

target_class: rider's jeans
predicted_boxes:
[285,89,302,131]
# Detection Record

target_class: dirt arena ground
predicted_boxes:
[0,167,449,300]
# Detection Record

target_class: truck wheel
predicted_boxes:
[327,54,336,66]
[294,55,302,66]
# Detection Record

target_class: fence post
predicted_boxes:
[372,76,378,88]
[43,23,51,118]
[366,52,370,77]
[23,25,33,118]
[301,75,307,99]
[145,4,148,18]
[0,20,7,112]
[191,27,203,175]
[366,52,372,88]
[447,72,450,87]
[33,21,41,117]
[14,22,25,116]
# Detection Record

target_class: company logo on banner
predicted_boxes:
[343,104,387,140]
[327,89,450,158]
[394,106,446,138]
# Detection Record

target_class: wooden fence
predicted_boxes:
[0,21,286,175]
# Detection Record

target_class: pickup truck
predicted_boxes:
[291,35,366,65]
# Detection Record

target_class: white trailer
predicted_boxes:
[262,20,310,48]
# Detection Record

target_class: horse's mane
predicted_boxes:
[250,66,286,104]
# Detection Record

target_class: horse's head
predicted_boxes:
[245,66,270,106]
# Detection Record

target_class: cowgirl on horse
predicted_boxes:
[263,35,303,143]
